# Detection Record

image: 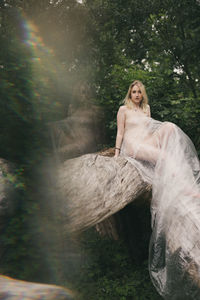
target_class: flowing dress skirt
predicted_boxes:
[121,116,200,299]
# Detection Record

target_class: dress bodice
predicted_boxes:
[121,112,161,159]
[124,112,151,141]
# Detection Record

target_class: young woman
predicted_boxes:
[115,80,175,163]
[114,80,200,299]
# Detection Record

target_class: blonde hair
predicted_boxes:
[124,80,149,112]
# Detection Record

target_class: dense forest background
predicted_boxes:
[0,0,200,299]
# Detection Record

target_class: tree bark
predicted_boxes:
[0,275,73,300]
[56,153,151,233]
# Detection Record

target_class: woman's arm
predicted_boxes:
[147,104,151,117]
[114,106,126,157]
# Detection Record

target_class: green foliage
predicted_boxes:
[0,162,65,284]
[94,60,200,155]
[84,0,200,155]
[71,229,162,300]
[0,3,73,163]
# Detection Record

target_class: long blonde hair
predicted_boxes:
[124,80,149,112]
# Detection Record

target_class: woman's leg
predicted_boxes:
[134,143,160,164]
[134,122,176,164]
[157,122,176,148]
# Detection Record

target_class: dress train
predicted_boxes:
[121,117,200,299]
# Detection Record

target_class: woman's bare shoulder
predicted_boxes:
[118,105,128,112]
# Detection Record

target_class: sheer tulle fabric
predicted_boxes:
[120,115,200,299]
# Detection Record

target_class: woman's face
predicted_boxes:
[130,85,143,105]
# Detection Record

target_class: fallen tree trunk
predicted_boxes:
[56,153,151,233]
[0,275,74,300]
[56,151,200,291]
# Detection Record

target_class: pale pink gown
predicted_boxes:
[120,112,200,299]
